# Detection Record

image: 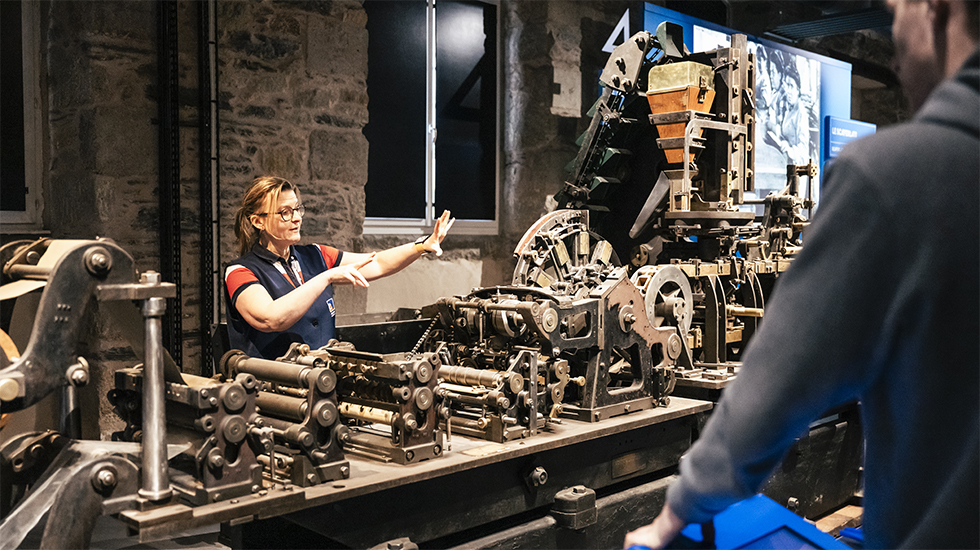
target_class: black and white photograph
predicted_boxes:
[751,42,821,198]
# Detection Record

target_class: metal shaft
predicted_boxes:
[256,391,308,422]
[339,402,397,425]
[60,385,80,439]
[5,264,52,280]
[440,365,505,387]
[225,353,329,390]
[139,292,172,501]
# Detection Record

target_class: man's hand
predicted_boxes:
[624,503,686,550]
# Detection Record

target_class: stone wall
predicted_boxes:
[217,0,370,258]
[42,1,171,439]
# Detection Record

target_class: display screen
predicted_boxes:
[644,3,853,210]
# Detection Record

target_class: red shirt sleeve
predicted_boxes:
[225,264,258,303]
[316,245,341,269]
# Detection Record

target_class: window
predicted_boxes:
[1,0,43,231]
[363,0,498,236]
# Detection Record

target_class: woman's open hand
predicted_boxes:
[421,210,455,256]
[327,253,374,286]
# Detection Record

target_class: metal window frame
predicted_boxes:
[1,1,44,232]
[363,0,500,237]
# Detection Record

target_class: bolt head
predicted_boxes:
[0,379,20,402]
[85,249,112,277]
[98,470,115,486]
[70,369,89,386]
[208,451,226,470]
[92,468,117,493]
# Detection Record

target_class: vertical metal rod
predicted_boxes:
[158,0,182,366]
[60,385,80,438]
[198,0,214,375]
[425,0,437,224]
[210,0,222,341]
[140,272,172,501]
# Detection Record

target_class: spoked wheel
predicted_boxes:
[512,210,619,292]
[631,265,694,333]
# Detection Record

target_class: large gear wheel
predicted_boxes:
[631,265,694,334]
[512,210,619,293]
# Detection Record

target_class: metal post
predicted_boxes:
[139,271,172,501]
[60,385,80,438]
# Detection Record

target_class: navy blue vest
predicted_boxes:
[225,243,343,359]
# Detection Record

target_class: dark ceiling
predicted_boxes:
[661,0,897,86]
[663,0,893,42]
[758,1,893,42]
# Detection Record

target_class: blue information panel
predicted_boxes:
[824,116,877,161]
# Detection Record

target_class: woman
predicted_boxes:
[225,176,454,360]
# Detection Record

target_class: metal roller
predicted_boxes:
[448,415,490,430]
[727,305,764,317]
[413,358,434,383]
[338,402,397,425]
[5,264,52,280]
[414,387,434,411]
[256,391,308,422]
[311,400,339,427]
[222,351,335,393]
[440,365,523,393]
[437,386,510,409]
[259,415,315,448]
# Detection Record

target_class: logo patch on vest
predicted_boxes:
[326,298,336,317]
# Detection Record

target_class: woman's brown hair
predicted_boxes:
[233,176,300,256]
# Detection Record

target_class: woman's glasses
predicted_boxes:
[259,204,305,221]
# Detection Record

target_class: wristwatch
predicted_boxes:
[414,234,431,255]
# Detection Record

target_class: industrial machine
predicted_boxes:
[275,342,445,464]
[0,26,853,550]
[422,267,675,435]
[0,238,184,548]
[0,237,694,549]
[545,23,815,388]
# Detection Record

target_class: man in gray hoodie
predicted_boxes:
[625,1,979,548]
